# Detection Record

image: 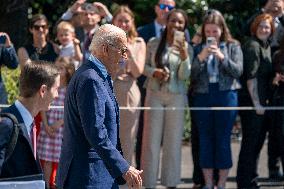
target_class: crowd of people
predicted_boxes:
[0,0,284,189]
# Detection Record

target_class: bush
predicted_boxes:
[2,67,20,104]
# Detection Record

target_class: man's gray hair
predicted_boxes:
[89,24,126,53]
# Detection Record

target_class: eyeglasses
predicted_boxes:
[33,24,47,30]
[107,43,128,56]
[159,4,175,11]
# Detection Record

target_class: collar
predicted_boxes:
[84,25,99,36]
[154,20,165,37]
[87,54,108,79]
[253,36,270,48]
[60,41,73,49]
[15,100,34,133]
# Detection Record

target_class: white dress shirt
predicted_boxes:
[15,100,34,137]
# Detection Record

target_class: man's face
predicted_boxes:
[82,11,101,29]
[41,75,60,111]
[30,19,49,40]
[266,0,284,14]
[104,35,128,75]
[155,0,176,24]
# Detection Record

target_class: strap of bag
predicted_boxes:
[0,113,20,161]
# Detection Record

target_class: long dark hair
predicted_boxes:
[155,9,188,69]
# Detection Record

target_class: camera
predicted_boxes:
[0,35,6,44]
[81,3,99,14]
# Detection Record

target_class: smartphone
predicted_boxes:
[81,3,99,14]
[206,37,216,46]
[173,30,184,47]
[0,35,6,44]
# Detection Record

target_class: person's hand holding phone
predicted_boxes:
[206,37,224,61]
[172,30,188,61]
[209,46,225,61]
[197,37,215,62]
[70,0,85,13]
[93,2,111,18]
[0,32,12,47]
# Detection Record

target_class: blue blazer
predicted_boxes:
[0,104,42,179]
[56,59,129,189]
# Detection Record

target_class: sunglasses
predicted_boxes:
[108,43,128,55]
[33,24,47,30]
[159,4,175,11]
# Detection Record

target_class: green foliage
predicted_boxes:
[183,108,191,141]
[2,67,20,104]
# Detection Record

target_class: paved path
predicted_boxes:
[153,140,284,189]
[120,139,284,189]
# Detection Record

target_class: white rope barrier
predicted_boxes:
[1,104,284,110]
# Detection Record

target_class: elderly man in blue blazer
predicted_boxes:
[56,24,143,189]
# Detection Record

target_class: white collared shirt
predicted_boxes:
[15,100,34,137]
[154,20,165,38]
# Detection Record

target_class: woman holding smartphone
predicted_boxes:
[191,11,243,189]
[141,9,192,188]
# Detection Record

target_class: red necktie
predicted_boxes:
[30,122,37,159]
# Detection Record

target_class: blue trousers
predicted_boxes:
[193,83,238,169]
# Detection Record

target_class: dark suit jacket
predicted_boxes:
[56,58,129,189]
[137,21,191,44]
[137,22,156,43]
[0,104,42,179]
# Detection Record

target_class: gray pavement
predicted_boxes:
[120,139,284,189]
[153,140,284,189]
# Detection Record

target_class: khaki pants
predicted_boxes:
[141,90,186,188]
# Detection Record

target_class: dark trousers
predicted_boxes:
[135,75,147,169]
[191,108,219,185]
[190,103,205,185]
[193,84,238,169]
[270,95,284,174]
[237,110,268,188]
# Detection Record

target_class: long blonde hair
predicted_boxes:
[112,5,138,43]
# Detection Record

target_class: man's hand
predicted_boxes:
[0,32,12,47]
[70,0,85,13]
[93,2,111,18]
[122,166,143,189]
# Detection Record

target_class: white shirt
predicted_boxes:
[154,20,165,38]
[15,100,34,137]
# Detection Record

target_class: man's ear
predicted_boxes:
[39,84,48,98]
[102,44,108,55]
[29,27,33,34]
[155,5,160,16]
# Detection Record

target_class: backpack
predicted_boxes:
[0,113,20,161]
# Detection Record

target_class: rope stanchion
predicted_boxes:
[1,104,284,110]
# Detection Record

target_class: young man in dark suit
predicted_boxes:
[0,60,60,180]
[56,24,142,189]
